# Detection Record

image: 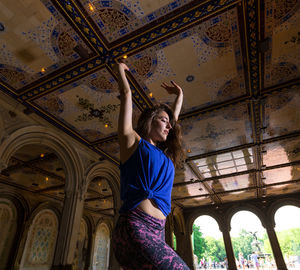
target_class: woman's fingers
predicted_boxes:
[171,80,180,87]
[120,63,129,71]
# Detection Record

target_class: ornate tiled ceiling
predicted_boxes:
[1,0,300,210]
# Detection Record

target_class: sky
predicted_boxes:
[194,205,300,239]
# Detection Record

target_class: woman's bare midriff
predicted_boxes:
[137,199,166,220]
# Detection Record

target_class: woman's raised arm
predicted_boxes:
[114,63,140,163]
[161,81,183,121]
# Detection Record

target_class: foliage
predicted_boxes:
[232,229,257,258]
[173,232,177,250]
[192,225,300,263]
[192,225,226,262]
[203,236,226,262]
[192,224,206,261]
[263,228,300,257]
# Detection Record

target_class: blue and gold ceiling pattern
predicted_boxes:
[1,0,300,208]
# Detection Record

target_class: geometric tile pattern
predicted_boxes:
[1,0,300,208]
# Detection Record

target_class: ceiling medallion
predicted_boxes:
[186,75,194,82]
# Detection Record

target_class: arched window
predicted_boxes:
[20,209,58,270]
[93,223,110,270]
[0,199,17,270]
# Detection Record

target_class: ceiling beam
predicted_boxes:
[37,184,65,193]
[173,178,300,202]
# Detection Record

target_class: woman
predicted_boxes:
[239,252,245,270]
[112,62,189,270]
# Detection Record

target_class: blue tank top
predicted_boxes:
[119,138,175,216]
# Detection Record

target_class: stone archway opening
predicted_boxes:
[230,210,274,270]
[274,205,300,269]
[193,215,226,269]
[1,144,67,201]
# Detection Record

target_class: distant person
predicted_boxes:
[265,256,272,270]
[239,252,245,270]
[250,251,260,270]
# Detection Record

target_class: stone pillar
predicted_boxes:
[52,190,85,270]
[265,224,287,270]
[175,228,194,269]
[109,212,120,270]
[165,215,174,248]
[12,214,32,269]
[220,224,237,270]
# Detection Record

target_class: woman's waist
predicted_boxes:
[121,205,166,229]
[137,199,166,220]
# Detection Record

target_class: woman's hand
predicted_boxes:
[161,81,183,121]
[113,62,129,75]
[118,62,130,72]
[161,81,183,96]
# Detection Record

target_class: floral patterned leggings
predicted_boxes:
[112,208,190,270]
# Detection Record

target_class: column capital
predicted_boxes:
[218,220,231,233]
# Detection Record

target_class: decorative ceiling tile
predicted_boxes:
[172,182,208,199]
[180,102,252,156]
[262,166,300,185]
[262,138,300,167]
[264,0,300,88]
[33,68,123,142]
[207,173,255,193]
[0,0,91,91]
[174,164,197,184]
[79,0,194,42]
[263,86,300,140]
[122,8,246,113]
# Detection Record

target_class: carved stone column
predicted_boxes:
[219,223,237,270]
[109,213,121,270]
[265,223,287,270]
[12,213,31,269]
[175,226,194,269]
[52,190,85,270]
[165,215,174,248]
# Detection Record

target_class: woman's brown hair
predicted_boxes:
[136,104,185,167]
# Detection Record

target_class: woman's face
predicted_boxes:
[147,110,172,144]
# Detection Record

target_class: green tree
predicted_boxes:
[204,236,226,262]
[271,228,300,257]
[232,229,256,259]
[192,224,206,261]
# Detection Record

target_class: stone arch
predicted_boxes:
[187,209,223,234]
[0,191,30,219]
[20,208,59,270]
[267,197,300,228]
[0,125,84,194]
[226,204,267,231]
[85,160,120,213]
[92,221,111,270]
